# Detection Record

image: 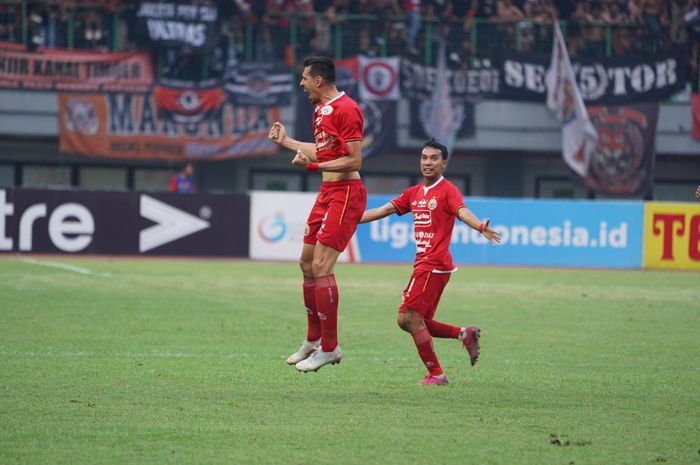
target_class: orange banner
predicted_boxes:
[0,41,153,92]
[643,202,700,270]
[58,92,280,160]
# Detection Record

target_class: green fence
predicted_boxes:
[0,2,695,86]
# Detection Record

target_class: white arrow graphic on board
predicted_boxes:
[139,195,209,252]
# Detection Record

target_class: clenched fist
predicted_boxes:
[268,121,287,145]
[292,150,311,169]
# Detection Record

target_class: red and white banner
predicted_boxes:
[153,79,225,124]
[0,41,153,92]
[692,93,700,141]
[546,23,598,177]
[359,56,400,101]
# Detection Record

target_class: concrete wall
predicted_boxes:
[1,89,699,200]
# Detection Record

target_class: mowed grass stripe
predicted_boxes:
[0,258,698,465]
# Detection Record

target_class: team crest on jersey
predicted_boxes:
[428,198,438,210]
[320,105,333,115]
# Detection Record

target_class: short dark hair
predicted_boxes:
[303,56,336,83]
[423,138,449,160]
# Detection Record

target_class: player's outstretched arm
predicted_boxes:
[360,202,398,224]
[268,121,318,161]
[456,206,502,244]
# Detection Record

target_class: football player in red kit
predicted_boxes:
[268,56,366,373]
[360,138,501,386]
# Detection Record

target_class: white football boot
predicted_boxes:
[295,345,342,372]
[285,339,321,365]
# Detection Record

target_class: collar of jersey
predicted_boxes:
[321,91,346,106]
[422,176,444,195]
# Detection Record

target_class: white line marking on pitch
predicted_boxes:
[18,257,112,277]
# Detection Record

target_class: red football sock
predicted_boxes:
[315,274,339,352]
[426,319,461,339]
[303,275,321,342]
[411,327,443,376]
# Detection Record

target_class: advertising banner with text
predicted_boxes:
[0,188,248,256]
[0,41,153,92]
[496,48,688,104]
[355,196,644,268]
[643,202,700,270]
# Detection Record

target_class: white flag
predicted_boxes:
[546,22,598,177]
[425,37,457,154]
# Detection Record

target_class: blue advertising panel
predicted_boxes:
[356,196,644,268]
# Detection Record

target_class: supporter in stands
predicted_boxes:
[607,0,633,23]
[447,0,477,65]
[42,5,68,49]
[640,0,667,51]
[75,7,110,50]
[497,0,525,22]
[0,3,19,43]
[612,24,640,54]
[696,185,700,198]
[311,0,339,55]
[169,163,196,193]
[565,22,587,57]
[404,0,422,56]
[496,0,525,48]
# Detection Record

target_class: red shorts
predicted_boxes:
[304,179,367,252]
[398,270,451,320]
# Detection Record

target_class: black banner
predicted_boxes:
[408,98,475,139]
[0,189,248,256]
[226,61,293,107]
[359,99,398,158]
[497,48,688,104]
[135,1,220,52]
[583,102,659,196]
[400,58,500,101]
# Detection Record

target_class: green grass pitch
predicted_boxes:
[1,257,699,465]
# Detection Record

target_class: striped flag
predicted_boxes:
[226,61,292,107]
[546,22,598,176]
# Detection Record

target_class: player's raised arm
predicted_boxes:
[360,202,398,224]
[268,121,318,161]
[456,206,501,244]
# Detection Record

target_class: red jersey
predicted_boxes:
[391,177,466,272]
[312,92,364,163]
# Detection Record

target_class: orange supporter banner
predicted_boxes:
[643,202,700,270]
[0,41,153,92]
[58,92,280,160]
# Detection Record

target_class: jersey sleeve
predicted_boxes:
[390,187,412,216]
[446,184,466,216]
[338,103,364,143]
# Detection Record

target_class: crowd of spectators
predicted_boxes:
[0,0,698,70]
[0,1,138,50]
